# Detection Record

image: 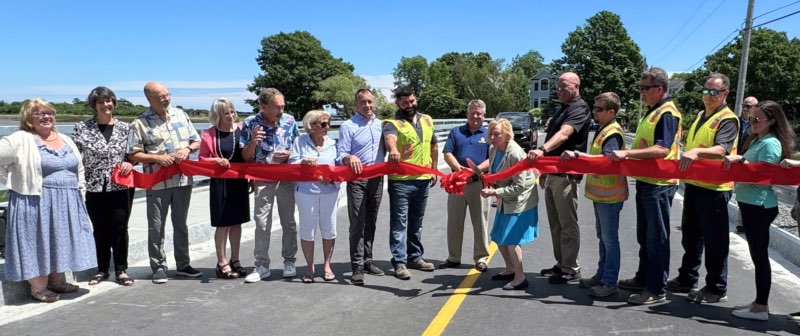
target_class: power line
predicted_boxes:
[657,0,728,61]
[683,28,740,72]
[753,0,800,20]
[651,0,708,58]
[752,9,800,28]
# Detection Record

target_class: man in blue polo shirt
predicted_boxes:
[439,99,491,272]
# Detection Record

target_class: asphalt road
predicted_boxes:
[2,177,800,335]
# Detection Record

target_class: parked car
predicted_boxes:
[495,112,538,151]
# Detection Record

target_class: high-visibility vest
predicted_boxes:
[631,101,683,186]
[683,106,739,191]
[585,121,629,203]
[384,114,434,180]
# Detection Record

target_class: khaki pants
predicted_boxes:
[253,181,297,268]
[544,175,580,273]
[446,180,489,263]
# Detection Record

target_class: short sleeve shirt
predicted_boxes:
[382,111,438,145]
[127,107,199,190]
[544,96,590,156]
[239,113,300,164]
[442,124,489,168]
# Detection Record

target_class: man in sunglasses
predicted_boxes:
[611,67,682,305]
[672,73,740,304]
[735,96,758,233]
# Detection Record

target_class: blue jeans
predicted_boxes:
[633,181,677,296]
[677,184,732,295]
[593,202,623,286]
[388,179,431,266]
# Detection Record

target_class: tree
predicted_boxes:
[553,10,646,108]
[312,73,368,118]
[510,50,545,79]
[373,90,396,119]
[248,31,354,118]
[393,56,429,96]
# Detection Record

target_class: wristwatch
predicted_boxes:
[537,145,546,153]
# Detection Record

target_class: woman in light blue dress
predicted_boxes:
[480,118,538,290]
[0,99,96,303]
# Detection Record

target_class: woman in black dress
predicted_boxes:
[199,98,251,279]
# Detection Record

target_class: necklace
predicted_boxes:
[37,132,58,142]
[216,128,236,161]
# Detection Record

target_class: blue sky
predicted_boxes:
[1,0,798,111]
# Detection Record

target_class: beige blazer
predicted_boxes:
[488,140,538,214]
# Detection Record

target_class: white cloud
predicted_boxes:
[362,74,395,100]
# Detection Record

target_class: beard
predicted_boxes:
[397,107,416,118]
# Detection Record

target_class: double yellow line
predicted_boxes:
[422,242,499,335]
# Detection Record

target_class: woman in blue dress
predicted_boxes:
[480,118,539,290]
[0,99,96,303]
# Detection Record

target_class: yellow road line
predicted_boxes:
[422,242,499,336]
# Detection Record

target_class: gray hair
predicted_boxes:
[467,99,486,112]
[641,67,669,88]
[208,98,236,128]
[257,88,283,105]
[706,73,730,90]
[302,110,331,130]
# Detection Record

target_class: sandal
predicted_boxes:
[216,264,239,280]
[88,272,110,285]
[115,271,135,286]
[31,289,60,303]
[302,273,315,284]
[47,282,79,293]
[230,260,247,278]
[323,272,336,282]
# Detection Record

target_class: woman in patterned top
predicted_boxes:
[73,87,135,286]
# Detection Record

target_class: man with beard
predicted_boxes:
[382,85,438,280]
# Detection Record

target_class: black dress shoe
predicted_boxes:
[438,260,462,269]
[502,279,529,290]
[491,272,515,281]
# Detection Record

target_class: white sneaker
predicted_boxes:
[732,307,769,321]
[244,265,271,283]
[283,262,296,278]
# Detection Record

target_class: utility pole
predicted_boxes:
[734,0,755,117]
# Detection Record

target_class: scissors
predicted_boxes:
[466,158,484,186]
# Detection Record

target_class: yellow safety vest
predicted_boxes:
[683,106,739,191]
[585,121,629,203]
[631,101,683,186]
[384,114,434,180]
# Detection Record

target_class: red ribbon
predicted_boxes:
[112,161,446,190]
[112,157,800,193]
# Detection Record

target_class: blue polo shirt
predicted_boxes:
[443,124,489,167]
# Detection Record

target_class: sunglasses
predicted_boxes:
[639,84,660,91]
[747,115,768,125]
[742,104,754,109]
[313,121,330,128]
[701,88,726,96]
[592,106,608,112]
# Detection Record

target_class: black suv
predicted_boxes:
[495,112,538,151]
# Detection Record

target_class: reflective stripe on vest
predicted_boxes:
[683,106,739,191]
[384,114,434,180]
[585,121,629,203]
[630,101,683,186]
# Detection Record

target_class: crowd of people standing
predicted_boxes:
[2,73,800,325]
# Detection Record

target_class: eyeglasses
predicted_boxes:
[150,93,171,101]
[639,84,660,91]
[33,112,55,118]
[592,106,608,112]
[742,104,754,109]
[313,121,330,128]
[701,88,727,96]
[747,115,767,125]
